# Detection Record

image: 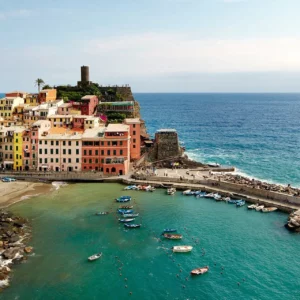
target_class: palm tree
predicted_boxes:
[35,78,45,92]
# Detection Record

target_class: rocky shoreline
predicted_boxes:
[0,210,33,290]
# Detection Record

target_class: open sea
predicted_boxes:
[0,93,299,299]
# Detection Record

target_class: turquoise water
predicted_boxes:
[136,93,300,186]
[2,183,300,299]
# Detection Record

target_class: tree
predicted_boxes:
[42,84,52,90]
[35,78,45,92]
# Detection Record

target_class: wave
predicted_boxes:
[52,181,68,190]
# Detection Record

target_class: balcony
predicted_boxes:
[104,158,125,164]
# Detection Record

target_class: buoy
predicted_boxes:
[125,278,127,281]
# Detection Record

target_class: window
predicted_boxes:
[89,159,92,163]
[107,141,110,146]
[101,150,104,155]
[84,150,87,156]
[113,150,116,155]
[45,158,48,163]
[101,159,104,163]
[51,141,54,146]
[56,149,59,154]
[120,150,123,155]
[89,150,92,156]
[120,141,123,146]
[68,149,71,155]
[76,158,79,163]
[133,130,136,135]
[56,158,59,163]
[95,150,98,155]
[50,149,53,154]
[39,140,42,144]
[95,159,98,163]
[133,138,136,143]
[63,149,66,155]
[33,153,35,158]
[39,149,42,154]
[45,141,47,145]
[68,141,71,146]
[133,124,136,128]
[76,141,79,146]
[101,141,104,146]
[16,154,18,159]
[107,150,110,155]
[45,149,48,154]
[76,149,79,155]
[63,158,66,163]
[63,141,66,146]
[39,158,42,163]
[51,158,53,163]
[56,141,59,146]
[84,159,86,163]
[133,145,136,148]
[68,158,71,163]
[5,145,7,150]
[16,139,18,143]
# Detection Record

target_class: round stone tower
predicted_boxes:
[81,66,90,82]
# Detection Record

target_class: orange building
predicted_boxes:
[38,89,57,103]
[124,118,141,161]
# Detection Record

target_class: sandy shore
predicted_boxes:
[0,181,52,208]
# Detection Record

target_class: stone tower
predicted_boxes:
[77,65,92,87]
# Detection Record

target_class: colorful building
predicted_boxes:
[72,95,98,116]
[98,101,134,113]
[13,127,26,171]
[124,118,141,161]
[0,97,24,119]
[38,89,57,103]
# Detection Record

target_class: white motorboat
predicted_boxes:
[204,193,215,198]
[248,204,258,209]
[262,207,278,213]
[88,253,102,261]
[167,188,176,195]
[214,193,222,201]
[172,245,193,253]
[223,197,231,202]
[183,190,191,195]
[190,266,209,275]
[256,205,264,211]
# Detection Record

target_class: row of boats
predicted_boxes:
[116,196,141,229]
[124,185,155,192]
[248,204,278,212]
[161,229,209,276]
[1,177,16,182]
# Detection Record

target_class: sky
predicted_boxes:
[1,0,300,92]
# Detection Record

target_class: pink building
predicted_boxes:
[124,118,141,161]
[72,95,98,115]
[57,103,73,115]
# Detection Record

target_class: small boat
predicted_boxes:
[214,194,222,201]
[190,266,209,275]
[88,253,102,261]
[248,204,258,209]
[119,205,133,209]
[236,200,245,207]
[122,214,139,218]
[228,199,243,204]
[163,233,182,240]
[118,209,133,214]
[95,212,109,215]
[256,205,264,211]
[204,193,215,198]
[124,185,137,190]
[163,229,177,233]
[167,188,176,195]
[223,197,231,202]
[116,198,131,203]
[119,218,135,223]
[145,186,155,192]
[196,192,207,198]
[262,207,278,213]
[172,245,193,253]
[194,191,202,196]
[124,223,141,229]
[2,177,16,182]
[182,190,191,195]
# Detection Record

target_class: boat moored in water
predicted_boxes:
[122,213,139,218]
[228,199,243,204]
[119,218,135,223]
[172,245,193,253]
[163,229,177,234]
[204,193,215,198]
[124,185,137,190]
[88,253,102,261]
[236,200,245,207]
[167,188,176,195]
[262,207,278,213]
[248,204,258,209]
[116,196,131,202]
[163,233,182,240]
[119,205,133,209]
[118,209,134,214]
[124,223,141,229]
[190,266,209,275]
[183,190,191,195]
[95,212,109,215]
[256,205,264,211]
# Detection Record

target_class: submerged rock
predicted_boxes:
[24,247,33,254]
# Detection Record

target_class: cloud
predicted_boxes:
[0,9,34,20]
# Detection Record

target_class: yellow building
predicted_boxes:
[13,128,25,171]
[0,97,24,120]
[24,94,39,106]
[39,89,57,102]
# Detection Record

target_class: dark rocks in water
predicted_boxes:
[8,235,20,244]
[2,248,20,259]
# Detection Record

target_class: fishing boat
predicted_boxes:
[124,223,141,229]
[182,190,191,195]
[196,192,207,198]
[236,200,245,207]
[122,213,139,218]
[204,193,215,198]
[172,245,193,253]
[145,186,156,192]
[256,205,264,211]
[2,177,16,182]
[117,209,133,214]
[95,212,109,215]
[190,266,209,275]
[214,193,222,201]
[119,205,133,209]
[88,253,102,261]
[163,229,177,233]
[262,207,278,213]
[248,204,258,209]
[116,197,131,202]
[194,191,202,196]
[228,199,243,204]
[163,233,182,240]
[119,218,135,223]
[167,188,176,195]
[124,185,137,190]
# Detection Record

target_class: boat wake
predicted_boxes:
[52,181,68,190]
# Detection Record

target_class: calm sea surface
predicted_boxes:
[1,93,300,299]
[2,183,300,300]
[136,93,300,186]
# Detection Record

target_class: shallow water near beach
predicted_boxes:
[1,183,300,300]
